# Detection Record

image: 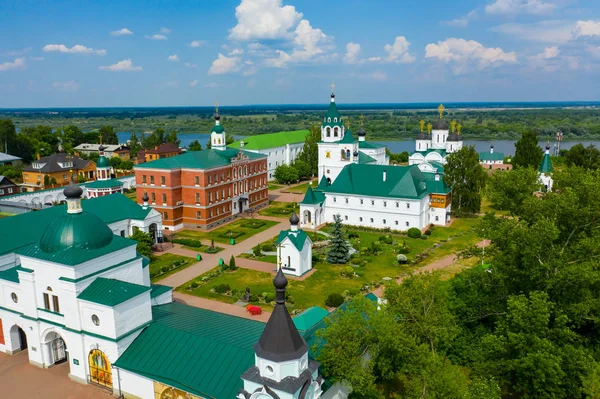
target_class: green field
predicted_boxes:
[281,181,314,194]
[0,212,15,219]
[178,217,482,311]
[149,253,195,282]
[173,218,279,244]
[258,201,300,218]
[268,182,284,191]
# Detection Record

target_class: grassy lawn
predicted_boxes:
[268,182,284,190]
[173,218,279,244]
[480,196,511,216]
[124,190,137,201]
[149,253,196,283]
[180,244,225,254]
[178,217,483,311]
[238,253,278,264]
[0,212,15,218]
[258,201,300,218]
[281,181,314,194]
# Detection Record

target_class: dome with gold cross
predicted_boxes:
[432,104,449,130]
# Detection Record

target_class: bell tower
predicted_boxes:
[321,84,345,143]
[211,102,227,151]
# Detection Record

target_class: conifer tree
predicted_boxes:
[513,131,543,169]
[326,214,349,264]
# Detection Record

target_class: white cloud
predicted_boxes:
[145,34,168,40]
[444,10,477,27]
[485,0,556,15]
[0,57,26,72]
[526,46,583,71]
[52,80,79,92]
[204,82,220,88]
[229,48,244,56]
[111,28,133,36]
[208,53,242,75]
[43,44,106,55]
[189,40,207,48]
[189,80,199,87]
[343,42,362,64]
[384,37,416,64]
[167,54,179,62]
[587,45,600,58]
[367,56,381,62]
[491,20,575,43]
[1,47,31,57]
[160,27,171,34]
[184,62,198,68]
[573,21,600,38]
[229,0,303,41]
[242,60,257,76]
[99,59,142,72]
[350,71,388,81]
[29,56,44,61]
[425,38,517,74]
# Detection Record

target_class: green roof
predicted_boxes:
[300,186,325,205]
[358,141,385,149]
[479,151,505,162]
[85,178,124,189]
[0,266,20,283]
[365,293,379,302]
[428,161,445,173]
[327,164,434,199]
[96,156,110,168]
[18,234,136,266]
[0,194,152,257]
[276,229,311,251]
[212,123,225,134]
[322,98,342,128]
[39,212,115,254]
[358,151,376,164]
[135,148,266,171]
[316,175,329,191]
[229,130,309,150]
[539,153,552,174]
[78,278,151,307]
[412,148,447,156]
[293,307,329,331]
[114,302,266,399]
[150,284,172,299]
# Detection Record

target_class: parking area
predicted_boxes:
[0,351,112,399]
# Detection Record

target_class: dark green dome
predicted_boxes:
[212,124,225,134]
[39,212,114,253]
[97,156,110,168]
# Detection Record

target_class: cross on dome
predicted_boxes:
[438,104,445,119]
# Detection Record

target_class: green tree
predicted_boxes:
[229,255,237,270]
[0,118,17,154]
[486,167,540,215]
[296,125,320,175]
[62,125,85,152]
[513,131,543,169]
[564,143,600,170]
[326,214,349,264]
[188,139,203,151]
[292,159,311,179]
[165,130,181,146]
[109,156,122,171]
[98,125,118,144]
[130,229,153,257]
[121,160,134,170]
[128,132,141,157]
[274,164,299,185]
[443,146,487,215]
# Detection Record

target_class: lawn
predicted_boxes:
[281,181,314,194]
[480,196,511,216]
[178,217,483,311]
[268,182,284,191]
[173,218,279,244]
[239,253,278,264]
[0,212,15,218]
[124,189,137,201]
[258,201,300,218]
[149,253,196,282]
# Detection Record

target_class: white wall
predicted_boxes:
[118,368,155,399]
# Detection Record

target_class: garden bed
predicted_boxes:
[173,219,278,244]
[149,253,195,282]
[258,201,300,218]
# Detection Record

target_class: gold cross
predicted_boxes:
[451,120,457,133]
[427,123,432,133]
[98,134,103,145]
[215,101,219,114]
[419,120,425,132]
[457,123,462,134]
[438,104,445,119]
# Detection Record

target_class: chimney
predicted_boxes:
[383,170,387,182]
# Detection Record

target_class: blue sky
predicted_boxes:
[0,0,599,107]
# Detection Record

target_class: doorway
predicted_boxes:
[17,327,27,351]
[51,337,67,364]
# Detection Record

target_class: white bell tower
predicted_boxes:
[211,102,227,151]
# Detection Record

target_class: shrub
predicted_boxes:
[341,266,355,278]
[264,293,276,303]
[229,255,237,271]
[370,241,382,254]
[424,229,432,236]
[348,231,359,239]
[312,253,321,263]
[421,235,428,240]
[219,230,245,239]
[213,283,230,294]
[253,245,263,257]
[249,294,259,302]
[261,243,275,252]
[221,262,229,271]
[407,228,421,239]
[378,234,393,244]
[189,281,199,289]
[325,293,345,308]
[204,247,221,254]
[348,288,360,297]
[397,254,408,264]
[173,238,203,248]
[240,219,266,229]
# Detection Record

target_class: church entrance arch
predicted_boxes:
[303,210,312,224]
[88,349,112,388]
[9,325,28,351]
[42,330,68,366]
[149,223,158,243]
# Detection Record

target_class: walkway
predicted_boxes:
[173,292,271,322]
[268,178,316,203]
[158,215,285,287]
[235,258,318,281]
[0,351,111,399]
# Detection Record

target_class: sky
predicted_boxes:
[0,0,599,107]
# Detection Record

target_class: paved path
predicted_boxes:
[173,292,271,322]
[234,258,318,281]
[268,178,316,203]
[372,239,490,297]
[158,216,285,288]
[0,351,111,399]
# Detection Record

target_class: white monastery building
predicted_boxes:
[300,92,453,231]
[276,212,313,277]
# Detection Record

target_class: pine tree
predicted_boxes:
[326,214,349,264]
[513,131,543,169]
[229,255,237,270]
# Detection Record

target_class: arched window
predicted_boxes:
[287,256,291,267]
[89,349,112,387]
[334,117,337,122]
[346,149,351,158]
[328,117,331,122]
[341,149,345,159]
[326,127,331,137]
[334,127,339,137]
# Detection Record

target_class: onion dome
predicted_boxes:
[545,142,551,150]
[96,155,110,168]
[212,111,225,133]
[416,131,427,140]
[289,212,299,226]
[353,149,359,157]
[214,111,220,121]
[64,180,83,199]
[447,132,460,142]
[357,126,367,137]
[99,144,106,152]
[142,192,149,202]
[39,212,114,253]
[273,267,288,293]
[433,119,449,130]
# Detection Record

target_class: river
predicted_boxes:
[117,132,600,157]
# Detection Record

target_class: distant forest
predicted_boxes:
[2,106,600,140]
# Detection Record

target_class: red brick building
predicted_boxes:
[134,115,268,230]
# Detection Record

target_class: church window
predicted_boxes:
[407,203,410,209]
[163,211,168,219]
[11,293,17,303]
[162,194,166,204]
[195,193,200,204]
[334,117,337,122]
[383,219,386,224]
[345,215,348,220]
[328,117,331,122]
[92,314,100,326]
[383,201,387,207]
[435,216,439,222]
[326,127,331,137]
[244,166,248,175]
[160,176,166,185]
[194,176,199,185]
[333,197,336,203]
[151,192,156,203]
[395,221,399,225]
[346,149,350,158]
[406,222,410,227]
[360,199,363,205]
[265,365,275,376]
[334,127,339,137]
[345,198,348,204]
[359,217,363,222]
[142,175,147,184]
[370,218,374,223]
[89,349,112,387]
[150,176,155,184]
[208,176,212,184]
[43,293,51,310]
[396,202,399,207]
[371,200,375,206]
[52,295,60,313]
[209,193,212,203]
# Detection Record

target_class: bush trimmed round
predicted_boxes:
[325,293,345,308]
[407,228,421,239]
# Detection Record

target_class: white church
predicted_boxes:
[276,212,313,277]
[0,182,336,399]
[300,92,453,231]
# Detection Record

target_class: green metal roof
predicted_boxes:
[114,302,266,399]
[39,212,115,254]
[300,186,325,205]
[229,130,309,150]
[276,229,310,251]
[18,235,136,266]
[316,175,329,191]
[428,161,445,173]
[412,148,448,156]
[327,164,434,199]
[479,151,505,162]
[0,266,20,283]
[293,307,329,331]
[85,178,124,189]
[539,153,552,174]
[135,148,266,171]
[212,123,225,134]
[78,278,150,307]
[150,284,172,299]
[96,156,110,168]
[358,141,385,149]
[322,99,342,128]
[365,293,379,302]
[358,151,376,164]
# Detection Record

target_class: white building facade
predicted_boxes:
[276,212,313,277]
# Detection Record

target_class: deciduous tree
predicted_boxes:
[486,167,540,215]
[443,146,487,215]
[513,131,543,169]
